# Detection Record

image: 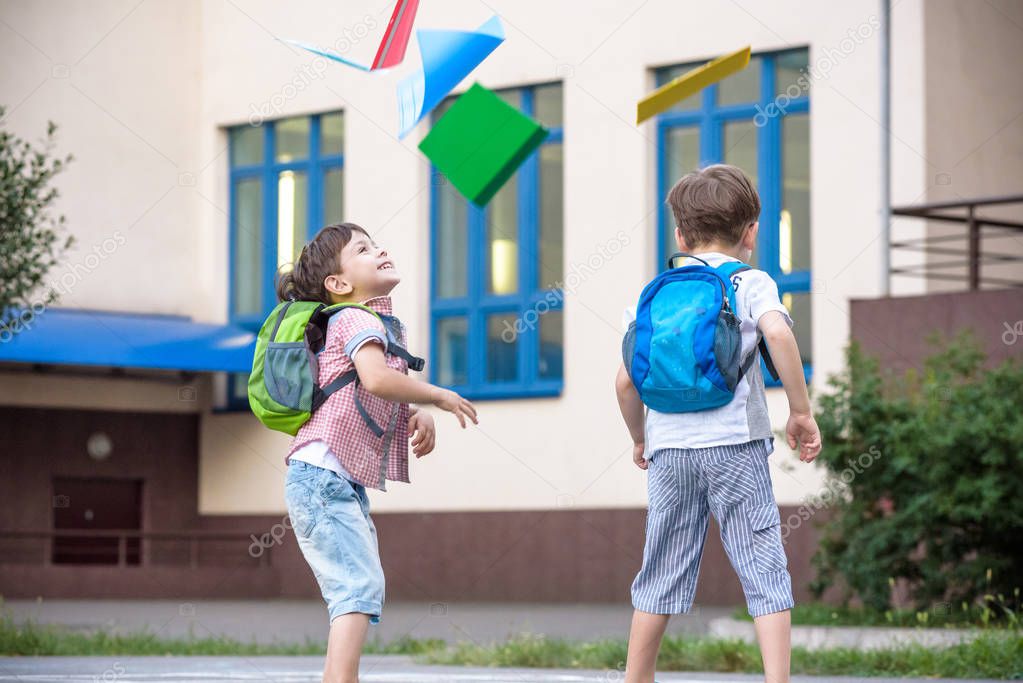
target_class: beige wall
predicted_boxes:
[0,369,208,415]
[4,0,928,514]
[920,0,1023,290]
[1,0,205,318]
[195,0,892,514]
[889,0,928,297]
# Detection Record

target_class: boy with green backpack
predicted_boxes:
[248,222,477,683]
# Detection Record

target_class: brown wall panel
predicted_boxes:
[1,407,829,605]
[850,289,1023,374]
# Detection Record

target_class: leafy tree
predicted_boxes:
[0,106,74,335]
[811,333,1023,613]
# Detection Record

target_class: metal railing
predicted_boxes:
[890,194,1023,290]
[0,528,274,568]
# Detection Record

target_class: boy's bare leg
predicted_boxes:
[624,609,669,683]
[753,609,791,683]
[324,613,369,683]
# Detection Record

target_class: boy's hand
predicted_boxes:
[431,388,478,428]
[786,412,822,462]
[632,441,647,470]
[408,411,436,458]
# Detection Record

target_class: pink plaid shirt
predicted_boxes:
[285,296,412,490]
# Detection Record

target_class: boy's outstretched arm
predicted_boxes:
[615,363,648,470]
[758,310,822,462]
[352,343,478,428]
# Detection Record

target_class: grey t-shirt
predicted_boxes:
[622,252,793,456]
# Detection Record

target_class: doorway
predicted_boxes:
[52,477,142,565]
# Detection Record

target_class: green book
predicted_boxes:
[419,82,549,207]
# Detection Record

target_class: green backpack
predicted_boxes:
[247,299,424,436]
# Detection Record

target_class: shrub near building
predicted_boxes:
[811,333,1023,617]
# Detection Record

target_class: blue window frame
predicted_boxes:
[429,83,564,400]
[224,111,345,408]
[656,49,812,378]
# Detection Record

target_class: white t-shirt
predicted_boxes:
[622,252,793,456]
[287,439,355,481]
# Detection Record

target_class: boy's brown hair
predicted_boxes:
[666,164,760,248]
[274,222,369,304]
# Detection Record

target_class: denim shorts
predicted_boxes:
[284,460,384,625]
[631,440,794,618]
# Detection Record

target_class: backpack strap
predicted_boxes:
[666,251,710,269]
[269,300,296,341]
[311,369,357,412]
[713,260,748,314]
[346,308,427,372]
[309,369,388,437]
[352,377,386,438]
[715,262,781,383]
[388,343,426,372]
[738,334,778,382]
[311,304,425,436]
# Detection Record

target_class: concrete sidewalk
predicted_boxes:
[0,655,1006,683]
[2,599,731,646]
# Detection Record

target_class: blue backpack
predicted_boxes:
[623,252,779,413]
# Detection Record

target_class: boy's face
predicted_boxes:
[325,231,400,301]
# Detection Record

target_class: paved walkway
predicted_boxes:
[0,655,1005,683]
[3,599,729,646]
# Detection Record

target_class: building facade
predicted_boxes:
[1,0,1020,603]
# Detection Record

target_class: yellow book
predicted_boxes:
[636,46,752,124]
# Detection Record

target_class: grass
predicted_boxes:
[0,610,440,657]
[424,632,1023,679]
[3,610,1022,678]
[730,596,1022,629]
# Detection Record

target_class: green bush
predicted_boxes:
[811,333,1023,615]
[0,106,74,329]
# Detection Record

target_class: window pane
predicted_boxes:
[783,292,812,365]
[538,309,563,380]
[723,121,758,184]
[723,120,758,267]
[495,89,521,110]
[232,373,249,401]
[534,83,563,128]
[233,178,262,316]
[277,171,308,269]
[486,313,518,382]
[436,175,468,298]
[538,143,563,289]
[782,114,810,273]
[275,117,310,163]
[776,49,809,98]
[320,112,344,157]
[230,126,263,167]
[717,56,761,106]
[436,317,468,385]
[657,65,703,112]
[487,174,518,295]
[324,168,343,225]
[663,126,699,264]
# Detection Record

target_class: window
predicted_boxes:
[430,83,564,399]
[226,112,345,408]
[656,49,812,375]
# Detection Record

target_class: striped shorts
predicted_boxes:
[631,440,794,618]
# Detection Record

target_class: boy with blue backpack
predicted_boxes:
[617,164,822,683]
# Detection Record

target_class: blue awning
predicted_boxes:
[0,307,257,374]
